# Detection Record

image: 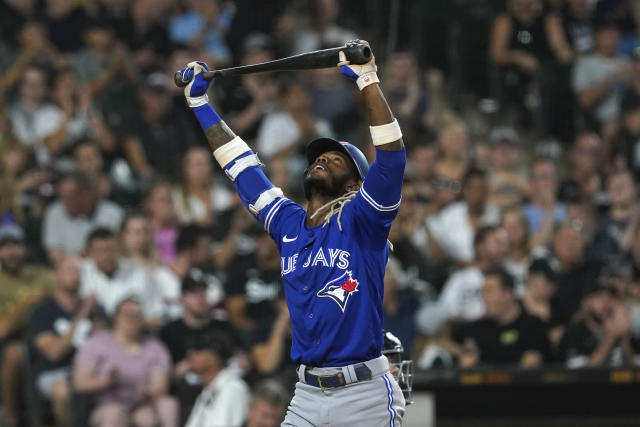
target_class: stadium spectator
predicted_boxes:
[172,146,234,226]
[42,171,123,266]
[450,267,550,367]
[169,0,232,67]
[29,256,105,427]
[619,48,640,176]
[434,122,469,185]
[521,258,557,322]
[427,168,500,265]
[256,80,333,164]
[72,140,112,200]
[244,379,290,427]
[250,300,294,383]
[160,276,244,423]
[549,222,602,326]
[545,0,596,61]
[405,143,438,215]
[184,330,250,427]
[214,34,279,142]
[489,0,551,126]
[383,52,430,138]
[572,19,630,132]
[44,0,87,53]
[143,180,179,265]
[124,0,171,70]
[592,169,638,261]
[225,224,282,337]
[416,225,509,336]
[501,208,532,295]
[289,0,357,55]
[560,281,635,367]
[524,157,567,247]
[565,132,604,202]
[73,299,178,427]
[44,68,94,164]
[80,228,160,321]
[0,222,51,427]
[120,72,200,179]
[487,126,530,210]
[7,65,61,165]
[618,0,640,58]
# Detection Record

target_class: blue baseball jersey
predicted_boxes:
[225,147,405,367]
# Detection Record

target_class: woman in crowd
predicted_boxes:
[171,146,233,227]
[72,299,178,427]
[144,180,179,265]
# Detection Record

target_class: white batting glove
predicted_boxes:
[179,61,212,108]
[337,39,379,91]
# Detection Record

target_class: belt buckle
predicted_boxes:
[317,373,343,390]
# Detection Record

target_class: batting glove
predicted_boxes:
[180,61,211,108]
[338,39,379,91]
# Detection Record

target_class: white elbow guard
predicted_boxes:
[213,136,251,168]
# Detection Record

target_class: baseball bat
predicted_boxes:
[174,43,372,88]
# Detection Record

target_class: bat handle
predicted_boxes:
[173,69,217,88]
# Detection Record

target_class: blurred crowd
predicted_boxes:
[2,0,640,425]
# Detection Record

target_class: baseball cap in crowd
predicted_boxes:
[488,126,518,147]
[143,72,171,93]
[181,276,208,294]
[528,258,557,283]
[0,223,25,246]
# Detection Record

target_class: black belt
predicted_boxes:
[303,363,372,389]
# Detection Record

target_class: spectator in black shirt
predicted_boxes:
[561,281,635,368]
[28,256,105,427]
[120,72,199,179]
[160,276,244,424]
[451,267,550,367]
[225,225,283,340]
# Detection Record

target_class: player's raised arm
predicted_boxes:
[178,61,297,236]
[337,41,404,151]
[338,41,405,230]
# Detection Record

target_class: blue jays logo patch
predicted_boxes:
[317,270,359,312]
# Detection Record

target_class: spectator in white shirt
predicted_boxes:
[185,331,250,427]
[427,168,500,265]
[80,228,161,322]
[7,65,61,165]
[42,171,123,266]
[416,225,510,336]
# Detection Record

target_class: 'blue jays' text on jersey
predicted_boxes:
[223,147,406,367]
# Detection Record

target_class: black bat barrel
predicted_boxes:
[174,43,372,87]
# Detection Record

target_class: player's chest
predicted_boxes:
[279,229,356,278]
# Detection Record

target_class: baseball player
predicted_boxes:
[179,40,406,426]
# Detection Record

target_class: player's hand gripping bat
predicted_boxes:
[173,42,372,87]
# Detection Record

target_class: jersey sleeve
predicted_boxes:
[350,148,406,249]
[222,151,305,245]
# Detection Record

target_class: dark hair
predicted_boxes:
[473,225,496,248]
[251,379,290,407]
[60,170,95,193]
[176,223,208,253]
[484,266,515,292]
[462,167,486,186]
[86,227,116,248]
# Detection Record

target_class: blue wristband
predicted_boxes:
[193,105,221,130]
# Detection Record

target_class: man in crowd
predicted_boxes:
[160,276,243,423]
[561,280,635,367]
[243,379,290,427]
[427,168,501,265]
[450,267,550,367]
[0,223,52,427]
[184,330,250,427]
[42,171,123,266]
[29,256,105,427]
[416,225,509,336]
[80,227,160,321]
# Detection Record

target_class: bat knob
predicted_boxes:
[173,70,191,88]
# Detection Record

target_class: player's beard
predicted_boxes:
[303,170,352,199]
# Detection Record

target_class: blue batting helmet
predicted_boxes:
[306,138,369,181]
